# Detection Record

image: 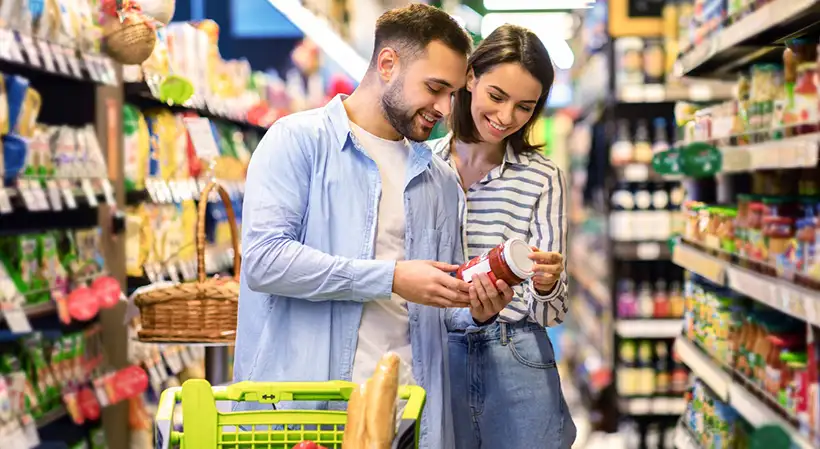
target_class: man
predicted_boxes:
[233,4,514,449]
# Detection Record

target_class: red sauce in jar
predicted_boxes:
[456,238,535,287]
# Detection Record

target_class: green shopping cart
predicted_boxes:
[155,379,426,449]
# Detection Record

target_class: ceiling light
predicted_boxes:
[266,0,368,82]
[481,12,575,41]
[481,13,575,69]
[483,0,595,11]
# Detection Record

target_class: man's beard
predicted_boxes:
[380,76,429,142]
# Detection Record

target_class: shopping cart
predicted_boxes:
[155,379,426,449]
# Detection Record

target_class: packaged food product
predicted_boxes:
[794,63,818,134]
[764,216,794,271]
[796,218,815,274]
[456,238,534,287]
[744,201,766,261]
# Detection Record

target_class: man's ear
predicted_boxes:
[466,68,476,92]
[376,47,399,82]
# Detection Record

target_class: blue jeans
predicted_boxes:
[448,322,576,449]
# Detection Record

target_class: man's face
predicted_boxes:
[380,40,468,141]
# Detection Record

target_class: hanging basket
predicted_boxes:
[103,13,157,65]
[133,181,240,343]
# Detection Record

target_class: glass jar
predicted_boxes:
[717,207,738,254]
[763,216,794,269]
[457,238,535,286]
[745,201,766,261]
[794,62,819,134]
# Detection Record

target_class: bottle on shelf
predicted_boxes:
[632,119,654,164]
[611,119,634,166]
[637,271,655,319]
[652,117,670,155]
[637,340,656,395]
[617,265,638,319]
[618,339,639,396]
[655,340,671,395]
[653,270,670,318]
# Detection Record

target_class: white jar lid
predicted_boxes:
[503,238,534,279]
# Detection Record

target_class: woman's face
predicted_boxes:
[467,62,543,144]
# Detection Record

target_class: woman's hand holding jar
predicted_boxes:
[528,249,564,294]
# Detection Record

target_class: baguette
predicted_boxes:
[364,352,400,449]
[343,382,368,449]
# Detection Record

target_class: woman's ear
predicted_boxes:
[466,68,476,92]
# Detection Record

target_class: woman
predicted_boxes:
[430,25,575,448]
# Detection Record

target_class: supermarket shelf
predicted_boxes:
[36,405,67,428]
[124,81,268,131]
[672,241,820,327]
[620,396,686,416]
[673,419,703,449]
[718,133,820,173]
[674,336,814,449]
[678,0,820,77]
[674,337,730,401]
[615,319,682,339]
[0,29,117,86]
[612,240,672,261]
[616,82,734,104]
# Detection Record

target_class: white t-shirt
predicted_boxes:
[349,121,416,387]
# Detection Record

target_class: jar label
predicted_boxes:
[461,258,492,283]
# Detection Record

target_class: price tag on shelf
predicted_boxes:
[82,54,100,82]
[183,117,221,160]
[59,179,78,209]
[65,48,83,78]
[45,180,63,211]
[101,56,117,85]
[81,179,99,207]
[0,29,13,60]
[7,31,24,63]
[166,262,181,283]
[0,188,12,214]
[1,304,32,334]
[36,40,56,73]
[31,182,49,211]
[18,34,40,67]
[167,180,181,204]
[636,242,662,260]
[17,180,38,211]
[101,179,116,206]
[50,43,70,75]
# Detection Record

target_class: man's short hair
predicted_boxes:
[370,3,472,68]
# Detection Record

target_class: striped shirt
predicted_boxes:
[429,135,568,327]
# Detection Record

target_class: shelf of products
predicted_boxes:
[615,320,683,339]
[675,337,814,449]
[677,0,820,78]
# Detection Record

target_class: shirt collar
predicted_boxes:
[438,132,530,167]
[324,94,433,170]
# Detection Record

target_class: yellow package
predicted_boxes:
[0,75,9,135]
[16,87,41,138]
[125,207,147,277]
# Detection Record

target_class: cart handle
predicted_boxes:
[154,381,426,449]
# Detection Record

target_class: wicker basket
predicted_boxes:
[134,181,240,343]
[103,13,157,65]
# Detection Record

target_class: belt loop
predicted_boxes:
[500,322,509,346]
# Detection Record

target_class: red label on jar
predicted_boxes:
[456,239,530,287]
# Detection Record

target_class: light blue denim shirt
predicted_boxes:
[233,95,478,449]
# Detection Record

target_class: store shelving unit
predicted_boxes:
[0,27,129,448]
[674,337,814,449]
[658,1,820,447]
[677,0,820,77]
